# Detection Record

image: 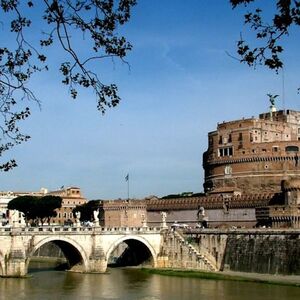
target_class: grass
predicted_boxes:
[141,268,300,287]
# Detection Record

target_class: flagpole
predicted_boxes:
[125,173,130,201]
[127,176,129,201]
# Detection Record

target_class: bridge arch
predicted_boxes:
[26,236,89,273]
[106,235,158,267]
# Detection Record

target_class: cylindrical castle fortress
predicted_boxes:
[203,109,300,194]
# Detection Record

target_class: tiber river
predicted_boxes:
[0,263,299,300]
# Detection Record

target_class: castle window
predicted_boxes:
[286,146,299,152]
[262,148,267,152]
[218,147,233,157]
[219,136,223,144]
[272,146,279,152]
[238,133,243,141]
[250,133,253,142]
[228,134,232,143]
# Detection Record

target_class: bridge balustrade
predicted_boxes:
[0,225,164,235]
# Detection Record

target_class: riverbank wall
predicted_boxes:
[182,229,300,275]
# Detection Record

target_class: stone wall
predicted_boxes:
[147,207,257,228]
[103,200,146,227]
[222,232,300,275]
[147,209,197,227]
[182,229,300,275]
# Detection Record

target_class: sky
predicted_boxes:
[1,1,300,200]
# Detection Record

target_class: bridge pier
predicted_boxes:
[88,258,107,273]
[2,231,28,277]
[5,260,27,277]
[3,256,27,277]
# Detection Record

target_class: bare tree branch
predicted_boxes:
[0,0,136,170]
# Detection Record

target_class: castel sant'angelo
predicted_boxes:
[203,105,300,195]
[143,103,300,229]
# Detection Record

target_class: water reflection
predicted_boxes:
[0,267,299,300]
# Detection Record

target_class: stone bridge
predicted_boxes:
[3,226,295,278]
[0,225,221,277]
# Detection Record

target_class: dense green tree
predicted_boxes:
[0,0,136,171]
[7,194,62,224]
[36,195,62,224]
[7,195,37,223]
[73,200,102,222]
[231,0,300,75]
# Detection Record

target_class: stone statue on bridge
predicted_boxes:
[10,210,25,228]
[75,211,81,227]
[141,213,147,227]
[197,206,208,228]
[161,211,167,228]
[93,210,99,226]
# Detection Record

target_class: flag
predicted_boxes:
[125,174,129,181]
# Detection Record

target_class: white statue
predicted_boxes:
[93,209,99,226]
[197,206,208,228]
[161,211,167,228]
[75,211,81,220]
[93,210,99,221]
[75,211,81,227]
[161,211,167,222]
[19,212,26,227]
[10,210,20,227]
[141,213,147,227]
[197,207,205,221]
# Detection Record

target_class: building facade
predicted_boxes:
[203,109,300,194]
[0,187,87,225]
[256,178,300,228]
[48,187,87,225]
[103,199,147,228]
[0,188,48,225]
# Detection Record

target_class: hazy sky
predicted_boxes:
[1,1,300,200]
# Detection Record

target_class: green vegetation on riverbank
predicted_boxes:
[141,268,300,287]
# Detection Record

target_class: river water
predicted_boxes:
[0,265,299,300]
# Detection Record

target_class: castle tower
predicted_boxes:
[203,109,300,194]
